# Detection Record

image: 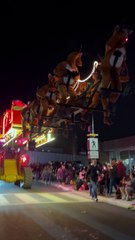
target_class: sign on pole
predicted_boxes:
[88,150,99,159]
[87,136,99,159]
[89,137,98,151]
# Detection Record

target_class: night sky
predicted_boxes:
[0,2,135,142]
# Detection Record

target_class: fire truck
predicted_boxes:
[0,100,33,188]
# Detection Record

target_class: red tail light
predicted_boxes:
[20,154,29,167]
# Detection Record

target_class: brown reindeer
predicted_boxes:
[21,99,40,138]
[36,73,61,117]
[100,25,133,125]
[53,51,84,103]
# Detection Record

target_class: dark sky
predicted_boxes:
[0,1,135,141]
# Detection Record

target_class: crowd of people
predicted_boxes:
[30,159,135,202]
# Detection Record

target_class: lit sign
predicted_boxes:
[3,128,22,147]
[35,137,55,148]
[34,129,55,148]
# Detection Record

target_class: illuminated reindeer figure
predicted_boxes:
[100,25,133,125]
[21,74,61,137]
[78,62,102,121]
[21,99,40,138]
[53,51,86,104]
[36,73,61,116]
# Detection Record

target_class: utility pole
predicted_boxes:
[87,111,99,160]
[91,112,94,134]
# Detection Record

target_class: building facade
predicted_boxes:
[101,135,135,172]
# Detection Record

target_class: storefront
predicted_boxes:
[102,135,135,172]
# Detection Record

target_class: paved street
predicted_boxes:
[0,181,135,240]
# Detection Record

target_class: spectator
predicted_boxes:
[125,173,135,200]
[56,164,65,184]
[116,159,126,185]
[108,159,118,196]
[75,167,86,190]
[86,159,101,201]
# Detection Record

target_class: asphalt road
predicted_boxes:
[0,181,135,240]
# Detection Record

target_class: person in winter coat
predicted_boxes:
[116,159,126,185]
[86,159,101,201]
[108,159,118,196]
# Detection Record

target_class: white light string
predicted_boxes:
[73,61,99,91]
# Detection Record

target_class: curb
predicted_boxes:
[53,183,135,210]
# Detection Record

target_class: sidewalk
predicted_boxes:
[54,182,135,210]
